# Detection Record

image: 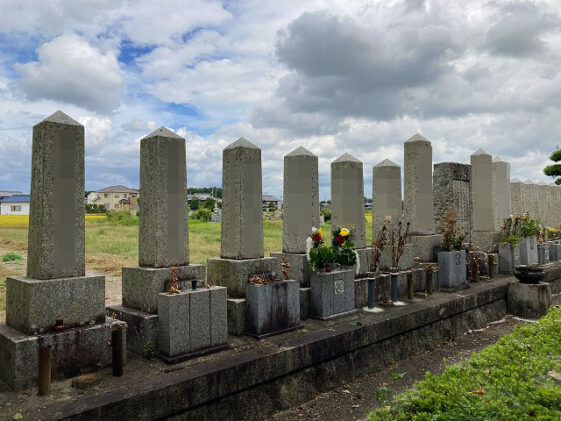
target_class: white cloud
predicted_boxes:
[15,34,124,113]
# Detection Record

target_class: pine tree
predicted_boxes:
[544,148,561,185]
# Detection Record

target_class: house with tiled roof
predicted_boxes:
[0,194,30,215]
[88,185,139,212]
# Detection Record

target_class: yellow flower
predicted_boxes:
[340,228,350,237]
[318,227,323,237]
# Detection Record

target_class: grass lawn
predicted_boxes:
[0,212,373,319]
[369,306,561,420]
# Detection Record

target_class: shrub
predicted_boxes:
[369,306,561,420]
[105,210,138,225]
[2,252,23,262]
[193,208,211,222]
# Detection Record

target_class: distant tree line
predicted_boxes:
[187,187,222,198]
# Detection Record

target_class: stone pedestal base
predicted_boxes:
[471,231,498,252]
[6,275,105,335]
[410,235,441,262]
[271,252,310,286]
[310,270,356,320]
[245,280,301,339]
[106,305,158,357]
[379,244,413,271]
[0,318,126,391]
[157,286,228,363]
[507,282,551,319]
[207,257,281,298]
[122,264,205,313]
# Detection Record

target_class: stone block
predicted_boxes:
[353,247,372,276]
[27,111,85,280]
[122,264,205,313]
[282,147,319,254]
[538,243,551,266]
[139,128,189,268]
[354,278,367,308]
[157,286,228,358]
[6,275,105,335]
[0,319,126,392]
[207,257,281,298]
[519,236,538,265]
[507,282,551,319]
[471,231,495,252]
[331,153,366,248]
[404,134,434,235]
[157,292,190,357]
[437,250,467,291]
[433,162,472,236]
[106,305,158,357]
[498,243,521,274]
[227,298,246,336]
[548,241,558,261]
[210,287,228,347]
[300,287,310,320]
[271,252,311,286]
[410,235,440,262]
[492,158,511,231]
[245,280,300,338]
[310,270,356,320]
[221,138,263,259]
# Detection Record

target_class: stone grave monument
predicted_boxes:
[404,134,440,262]
[207,138,299,337]
[0,111,125,391]
[107,127,228,361]
[471,149,496,250]
[331,153,371,275]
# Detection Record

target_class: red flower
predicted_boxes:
[313,234,322,242]
[336,235,344,244]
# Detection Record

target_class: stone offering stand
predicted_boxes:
[2,113,561,421]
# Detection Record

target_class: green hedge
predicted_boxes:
[370,306,561,420]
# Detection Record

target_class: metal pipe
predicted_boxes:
[112,326,124,377]
[407,271,414,300]
[390,272,398,302]
[38,345,51,396]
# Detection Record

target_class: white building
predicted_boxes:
[0,194,30,215]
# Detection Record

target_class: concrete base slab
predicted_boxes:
[439,283,470,293]
[312,308,357,321]
[270,252,310,286]
[207,257,281,298]
[156,342,233,365]
[106,305,158,357]
[122,264,205,313]
[6,274,105,335]
[507,282,551,319]
[0,319,126,391]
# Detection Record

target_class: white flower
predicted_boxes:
[354,250,360,275]
[306,237,313,261]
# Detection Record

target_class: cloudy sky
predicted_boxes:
[1,0,560,199]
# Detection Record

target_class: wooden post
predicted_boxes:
[38,345,51,396]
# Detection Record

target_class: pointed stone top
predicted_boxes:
[472,148,489,156]
[333,152,361,163]
[511,178,521,183]
[493,156,505,162]
[41,110,81,126]
[143,126,183,140]
[375,158,399,168]
[287,146,316,157]
[225,137,259,150]
[405,133,429,143]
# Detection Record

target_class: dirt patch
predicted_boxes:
[267,316,527,421]
[0,238,27,252]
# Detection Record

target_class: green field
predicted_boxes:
[0,212,373,320]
